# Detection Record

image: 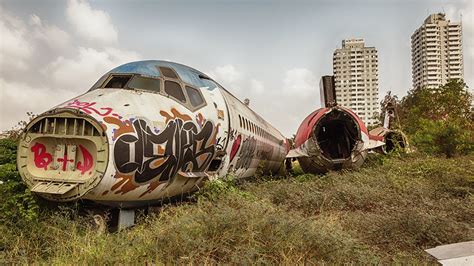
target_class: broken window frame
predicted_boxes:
[184,85,206,109]
[155,66,207,112]
[102,74,134,89]
[127,75,162,93]
[164,80,187,104]
[94,70,207,112]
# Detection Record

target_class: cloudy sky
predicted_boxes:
[0,0,472,136]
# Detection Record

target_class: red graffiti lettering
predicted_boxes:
[57,152,74,171]
[67,99,113,116]
[229,135,242,162]
[31,143,52,170]
[76,145,93,175]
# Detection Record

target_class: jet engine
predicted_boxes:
[289,106,371,174]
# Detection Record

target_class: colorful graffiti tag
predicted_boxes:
[64,99,220,196]
[30,142,93,174]
[235,136,257,170]
[229,134,241,162]
[77,145,94,175]
[113,117,218,185]
[31,143,52,170]
[67,99,119,117]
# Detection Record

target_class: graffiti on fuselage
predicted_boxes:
[113,117,217,185]
[65,99,220,196]
[257,145,274,161]
[229,134,242,162]
[30,142,93,174]
[235,136,257,170]
[67,99,119,117]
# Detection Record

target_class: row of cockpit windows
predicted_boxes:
[238,114,280,144]
[97,66,206,111]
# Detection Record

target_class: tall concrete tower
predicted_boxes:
[333,38,379,125]
[411,13,463,89]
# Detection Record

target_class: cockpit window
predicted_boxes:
[199,76,219,91]
[185,86,204,107]
[164,80,186,102]
[104,75,132,88]
[128,76,161,92]
[159,67,179,79]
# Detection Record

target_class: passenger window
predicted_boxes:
[128,76,161,92]
[185,86,204,107]
[104,75,132,88]
[165,81,186,102]
[159,67,179,79]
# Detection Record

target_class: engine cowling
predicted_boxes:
[290,107,369,174]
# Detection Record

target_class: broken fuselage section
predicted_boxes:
[289,106,373,174]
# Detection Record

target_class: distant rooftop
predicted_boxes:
[342,38,365,48]
[424,13,446,24]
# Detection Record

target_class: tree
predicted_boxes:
[399,80,473,157]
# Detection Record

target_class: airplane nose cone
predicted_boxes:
[17,108,109,201]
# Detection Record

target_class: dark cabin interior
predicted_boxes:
[313,110,360,160]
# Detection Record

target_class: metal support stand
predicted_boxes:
[117,209,135,231]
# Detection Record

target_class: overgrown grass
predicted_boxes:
[1,153,473,264]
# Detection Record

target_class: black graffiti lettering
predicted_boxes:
[235,136,257,170]
[180,120,215,172]
[114,118,216,184]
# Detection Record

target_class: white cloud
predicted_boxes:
[0,3,140,131]
[0,8,33,70]
[66,0,118,44]
[0,9,72,74]
[208,64,243,90]
[0,78,76,130]
[282,68,318,96]
[29,14,71,51]
[46,47,140,92]
[250,78,265,94]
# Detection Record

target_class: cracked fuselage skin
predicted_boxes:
[17,60,288,207]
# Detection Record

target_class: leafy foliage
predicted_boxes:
[1,154,472,264]
[398,80,473,157]
[0,138,40,224]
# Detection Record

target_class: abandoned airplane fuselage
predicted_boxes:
[17,60,288,207]
[290,106,376,174]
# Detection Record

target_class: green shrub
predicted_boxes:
[0,139,40,224]
[399,79,473,157]
[412,118,473,157]
[1,142,472,263]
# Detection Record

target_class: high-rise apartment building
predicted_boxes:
[333,38,379,125]
[411,13,463,89]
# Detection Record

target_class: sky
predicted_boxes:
[0,0,472,136]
